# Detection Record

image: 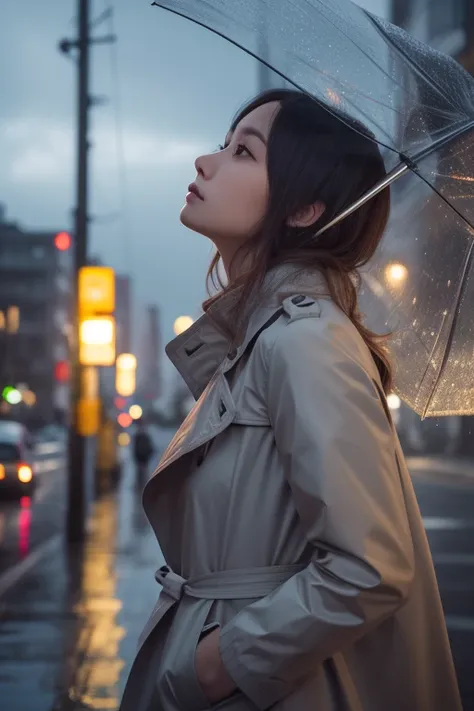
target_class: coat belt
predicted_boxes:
[137,562,306,652]
[155,563,306,601]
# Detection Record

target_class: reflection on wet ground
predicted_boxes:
[0,449,165,711]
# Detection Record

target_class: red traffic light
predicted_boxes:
[54,231,72,251]
[54,360,70,382]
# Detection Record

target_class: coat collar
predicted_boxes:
[166,264,329,400]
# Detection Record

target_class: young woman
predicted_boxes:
[120,90,461,711]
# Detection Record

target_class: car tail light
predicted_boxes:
[17,464,33,483]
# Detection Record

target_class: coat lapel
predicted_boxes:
[150,265,329,483]
[148,369,236,480]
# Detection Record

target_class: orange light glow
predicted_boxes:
[117,413,133,428]
[0,464,5,480]
[18,464,33,483]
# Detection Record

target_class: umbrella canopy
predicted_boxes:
[152,0,474,417]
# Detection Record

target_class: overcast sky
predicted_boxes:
[0,0,389,384]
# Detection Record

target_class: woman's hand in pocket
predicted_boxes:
[195,628,237,704]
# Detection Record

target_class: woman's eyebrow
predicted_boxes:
[225,126,267,146]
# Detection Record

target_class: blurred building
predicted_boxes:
[115,275,132,355]
[393,0,470,58]
[0,204,73,427]
[137,305,162,406]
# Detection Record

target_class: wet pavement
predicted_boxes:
[0,441,66,576]
[0,428,171,711]
[0,434,472,710]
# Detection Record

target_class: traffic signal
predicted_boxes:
[55,361,70,382]
[115,353,137,397]
[54,231,72,251]
[1,386,22,404]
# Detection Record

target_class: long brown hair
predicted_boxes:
[203,89,393,392]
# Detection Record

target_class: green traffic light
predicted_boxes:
[2,386,22,405]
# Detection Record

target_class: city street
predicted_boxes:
[0,437,473,710]
[0,439,67,581]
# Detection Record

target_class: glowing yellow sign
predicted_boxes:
[79,317,116,366]
[79,266,115,315]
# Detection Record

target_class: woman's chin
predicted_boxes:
[180,206,207,236]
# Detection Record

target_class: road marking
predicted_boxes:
[423,517,474,530]
[445,615,474,632]
[35,442,64,456]
[35,456,64,473]
[0,534,61,599]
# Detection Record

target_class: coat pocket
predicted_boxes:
[159,602,257,711]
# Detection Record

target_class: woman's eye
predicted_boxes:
[214,143,252,157]
[235,143,250,156]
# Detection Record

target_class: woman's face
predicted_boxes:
[180,101,280,264]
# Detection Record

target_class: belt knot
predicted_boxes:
[155,565,186,601]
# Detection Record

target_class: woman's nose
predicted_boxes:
[195,150,218,179]
[194,154,206,178]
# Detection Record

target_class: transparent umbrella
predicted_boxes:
[152,0,474,417]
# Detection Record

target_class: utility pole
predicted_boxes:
[67,0,90,544]
[60,1,116,543]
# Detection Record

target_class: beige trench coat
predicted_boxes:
[120,266,462,711]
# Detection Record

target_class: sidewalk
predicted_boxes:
[0,462,164,711]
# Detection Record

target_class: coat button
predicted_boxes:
[292,295,306,305]
[227,346,238,360]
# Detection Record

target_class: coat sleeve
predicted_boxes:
[218,313,415,709]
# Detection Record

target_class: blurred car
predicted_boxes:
[0,421,36,497]
[35,424,67,443]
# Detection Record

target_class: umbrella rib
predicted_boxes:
[316,117,474,238]
[421,240,474,418]
[315,162,410,237]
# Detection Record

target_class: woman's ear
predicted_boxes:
[287,201,326,229]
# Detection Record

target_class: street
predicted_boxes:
[0,436,473,710]
[0,439,66,581]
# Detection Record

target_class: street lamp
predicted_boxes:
[385,262,408,286]
[173,315,194,336]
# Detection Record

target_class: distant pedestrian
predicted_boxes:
[120,90,461,711]
[132,420,154,486]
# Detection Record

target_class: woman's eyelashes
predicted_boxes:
[215,143,254,158]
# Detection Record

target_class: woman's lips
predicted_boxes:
[187,183,204,200]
